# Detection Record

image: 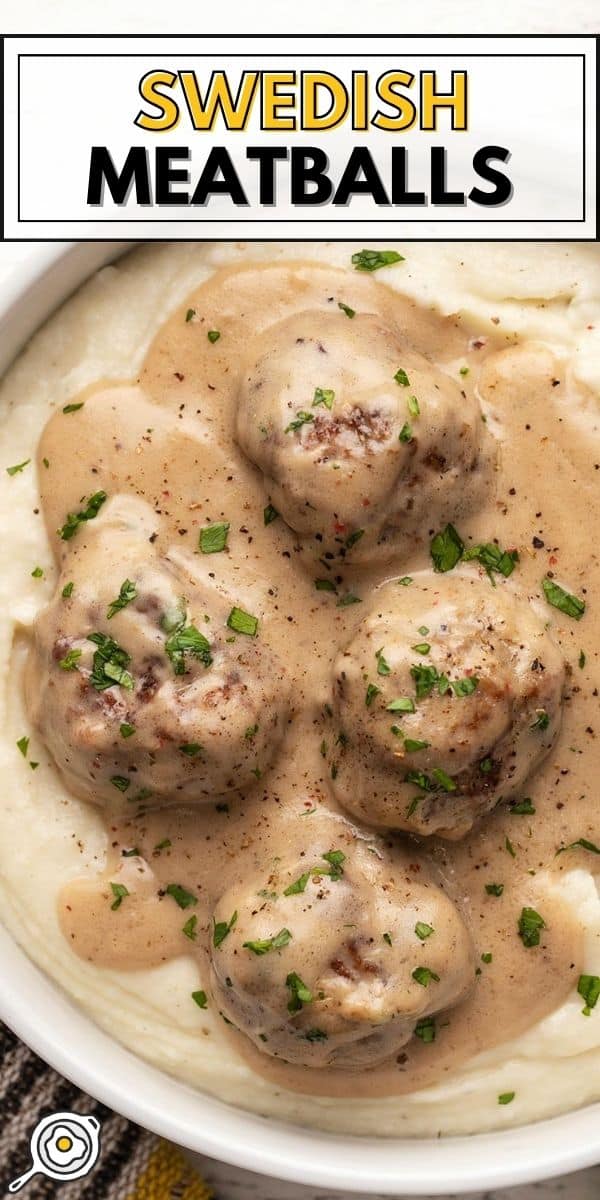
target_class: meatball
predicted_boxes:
[210,835,474,1068]
[26,497,290,809]
[330,571,566,838]
[236,310,491,562]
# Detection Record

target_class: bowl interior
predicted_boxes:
[0,241,599,1195]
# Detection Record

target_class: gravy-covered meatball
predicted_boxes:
[330,571,566,838]
[26,497,290,809]
[210,836,474,1068]
[236,310,491,562]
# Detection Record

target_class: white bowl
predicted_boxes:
[0,242,599,1195]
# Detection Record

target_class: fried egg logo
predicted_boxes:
[8,1112,101,1192]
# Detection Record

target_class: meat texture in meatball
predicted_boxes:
[210,833,474,1068]
[236,309,492,562]
[330,571,566,838]
[26,497,291,809]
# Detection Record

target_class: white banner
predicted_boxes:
[2,34,597,239]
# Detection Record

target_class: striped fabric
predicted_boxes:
[0,1024,212,1199]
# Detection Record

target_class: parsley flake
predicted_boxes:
[352,249,404,272]
[199,522,230,554]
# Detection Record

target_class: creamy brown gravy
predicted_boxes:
[30,259,600,1100]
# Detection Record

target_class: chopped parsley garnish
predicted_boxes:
[479,757,495,774]
[213,910,238,947]
[245,724,259,740]
[414,1016,436,1043]
[191,989,208,1009]
[398,576,413,586]
[166,883,198,910]
[122,847,140,857]
[399,422,413,443]
[407,395,420,418]
[110,882,129,911]
[185,308,195,322]
[88,632,134,691]
[410,663,440,699]
[404,738,430,753]
[415,922,434,940]
[243,928,292,956]
[315,578,337,593]
[199,522,230,554]
[579,650,586,669]
[412,966,440,987]
[284,850,345,894]
[365,683,381,707]
[518,906,545,947]
[345,528,364,549]
[386,697,415,713]
[578,974,600,1016]
[383,932,393,946]
[432,767,456,792]
[376,648,391,676]
[62,582,74,598]
[6,459,30,476]
[154,838,172,852]
[110,775,131,793]
[430,523,464,573]
[286,971,313,1013]
[338,301,355,318]
[481,952,493,964]
[264,504,279,525]
[58,491,107,540]
[394,368,410,387]
[430,523,518,582]
[180,743,203,757]
[336,592,361,607]
[486,883,504,896]
[352,249,404,272]
[557,838,600,856]
[58,647,82,672]
[510,798,536,815]
[450,676,479,697]
[182,915,198,940]
[120,723,135,739]
[405,770,435,792]
[284,871,311,896]
[530,709,550,731]
[459,365,470,377]
[207,329,220,343]
[165,615,213,673]
[305,1027,328,1041]
[412,642,431,656]
[322,849,345,879]
[498,1092,515,1105]
[16,736,29,757]
[31,566,43,578]
[542,577,585,621]
[285,410,314,434]
[312,387,335,411]
[464,542,519,583]
[62,402,84,414]
[107,578,137,620]
[227,607,258,637]
[505,836,516,858]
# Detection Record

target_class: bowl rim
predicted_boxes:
[0,239,599,1195]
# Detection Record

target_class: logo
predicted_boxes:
[8,1112,101,1192]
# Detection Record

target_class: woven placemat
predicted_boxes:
[0,1023,212,1199]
